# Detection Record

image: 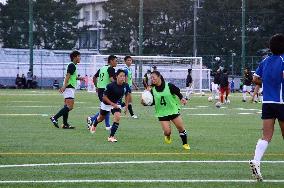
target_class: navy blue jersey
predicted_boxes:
[103,82,129,105]
[254,54,284,103]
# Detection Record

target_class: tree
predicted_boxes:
[0,0,81,49]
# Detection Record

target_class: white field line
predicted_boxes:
[0,114,48,116]
[1,160,284,168]
[187,114,226,116]
[0,179,284,183]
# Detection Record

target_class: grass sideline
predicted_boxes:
[0,89,283,188]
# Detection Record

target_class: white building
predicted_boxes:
[77,0,108,51]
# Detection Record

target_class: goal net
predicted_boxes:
[92,55,211,92]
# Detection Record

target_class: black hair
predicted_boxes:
[269,34,284,55]
[151,70,165,83]
[116,69,126,77]
[188,68,192,73]
[70,50,80,61]
[124,55,132,61]
[223,68,228,73]
[108,55,117,64]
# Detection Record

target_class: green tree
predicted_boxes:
[0,0,81,49]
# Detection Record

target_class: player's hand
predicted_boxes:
[112,104,119,109]
[181,98,187,105]
[59,87,66,93]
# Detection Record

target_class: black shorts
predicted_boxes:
[97,88,105,102]
[158,113,180,121]
[261,103,284,121]
[100,108,121,116]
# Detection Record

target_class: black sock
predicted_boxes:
[128,104,134,116]
[179,130,188,145]
[54,105,69,120]
[110,122,119,137]
[93,117,99,127]
[63,111,69,125]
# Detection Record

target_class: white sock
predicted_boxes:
[186,87,190,98]
[253,139,269,162]
[243,93,246,100]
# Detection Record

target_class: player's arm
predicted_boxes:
[169,83,187,105]
[253,62,263,85]
[108,67,115,82]
[102,84,119,108]
[93,70,100,87]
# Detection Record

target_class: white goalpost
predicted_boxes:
[90,55,210,93]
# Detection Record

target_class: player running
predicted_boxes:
[141,71,190,150]
[89,69,130,142]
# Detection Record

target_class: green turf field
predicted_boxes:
[0,89,283,187]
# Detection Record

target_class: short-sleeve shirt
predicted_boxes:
[103,82,129,105]
[254,54,284,103]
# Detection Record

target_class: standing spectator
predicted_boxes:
[26,69,33,89]
[242,67,253,102]
[53,79,59,89]
[143,70,151,89]
[31,75,38,89]
[21,74,26,88]
[185,69,193,100]
[84,75,88,90]
[230,78,235,93]
[15,74,22,89]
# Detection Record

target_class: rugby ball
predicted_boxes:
[208,96,213,102]
[215,101,221,108]
[142,90,153,106]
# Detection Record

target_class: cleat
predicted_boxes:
[105,126,111,131]
[164,136,172,144]
[242,99,246,102]
[107,136,117,142]
[249,160,263,182]
[131,115,138,119]
[62,124,75,129]
[183,144,190,150]
[50,116,59,128]
[86,116,92,130]
[90,125,96,134]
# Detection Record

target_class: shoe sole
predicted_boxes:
[249,161,263,182]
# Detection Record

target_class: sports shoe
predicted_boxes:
[249,160,263,181]
[182,144,190,150]
[164,136,172,144]
[107,136,117,142]
[62,124,75,129]
[50,116,59,128]
[242,99,246,102]
[105,126,111,131]
[86,116,92,130]
[90,125,96,134]
[132,115,138,119]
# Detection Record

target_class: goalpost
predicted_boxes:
[90,55,211,93]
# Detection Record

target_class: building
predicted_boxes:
[77,0,108,51]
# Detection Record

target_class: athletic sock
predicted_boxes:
[179,130,188,145]
[253,139,269,162]
[54,105,69,120]
[63,111,69,125]
[128,104,134,116]
[105,112,110,127]
[91,112,99,122]
[110,122,119,137]
[242,93,246,101]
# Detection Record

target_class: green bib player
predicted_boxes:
[50,51,83,129]
[142,71,190,150]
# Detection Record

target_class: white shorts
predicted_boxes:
[211,83,219,91]
[63,88,75,99]
[243,85,252,93]
[100,102,121,112]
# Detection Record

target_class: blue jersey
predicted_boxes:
[254,54,284,103]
